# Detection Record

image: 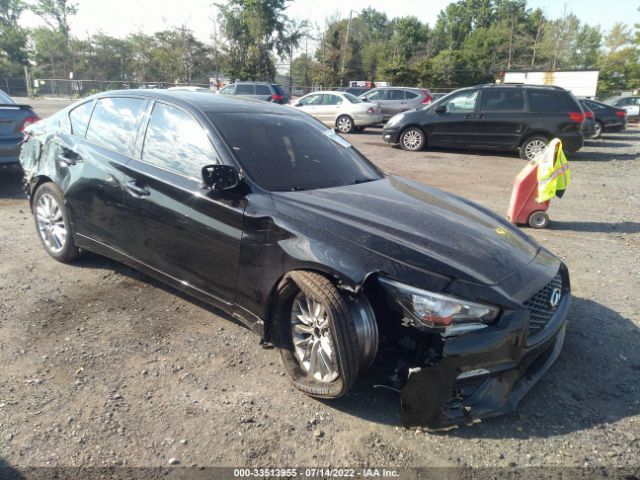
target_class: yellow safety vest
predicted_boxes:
[537,138,571,202]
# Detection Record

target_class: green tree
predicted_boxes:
[216,0,302,81]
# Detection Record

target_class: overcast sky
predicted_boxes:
[20,0,639,46]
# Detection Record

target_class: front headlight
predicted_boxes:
[386,113,404,127]
[379,277,499,332]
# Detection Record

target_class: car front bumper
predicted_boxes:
[382,127,400,144]
[400,272,571,429]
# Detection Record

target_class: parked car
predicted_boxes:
[19,90,571,429]
[217,82,289,104]
[604,95,639,121]
[336,86,372,97]
[0,89,39,169]
[359,87,433,121]
[580,99,626,139]
[382,84,585,160]
[579,101,596,138]
[291,90,382,133]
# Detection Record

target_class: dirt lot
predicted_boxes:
[0,98,639,472]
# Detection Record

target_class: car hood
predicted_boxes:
[272,176,540,286]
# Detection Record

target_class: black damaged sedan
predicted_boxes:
[20,90,570,428]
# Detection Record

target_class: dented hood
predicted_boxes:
[272,176,540,286]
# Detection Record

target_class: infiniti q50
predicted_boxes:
[20,91,570,428]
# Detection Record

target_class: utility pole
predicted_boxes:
[289,43,293,99]
[340,10,355,83]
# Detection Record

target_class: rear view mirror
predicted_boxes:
[435,105,446,114]
[202,164,240,193]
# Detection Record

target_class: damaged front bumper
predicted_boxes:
[400,288,570,429]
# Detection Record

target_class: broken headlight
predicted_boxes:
[379,277,499,333]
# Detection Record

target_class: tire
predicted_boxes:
[399,127,426,151]
[528,210,549,229]
[273,271,361,398]
[32,182,81,263]
[590,121,603,139]
[335,115,355,134]
[519,135,548,160]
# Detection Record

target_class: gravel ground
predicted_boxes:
[0,98,639,473]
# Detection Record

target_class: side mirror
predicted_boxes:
[201,164,240,193]
[435,105,446,114]
[294,102,302,107]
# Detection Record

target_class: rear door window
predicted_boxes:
[142,103,217,179]
[69,100,95,138]
[255,85,271,95]
[387,90,406,101]
[85,97,146,156]
[236,84,255,95]
[480,90,525,112]
[405,91,418,99]
[321,94,342,106]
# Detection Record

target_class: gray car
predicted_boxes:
[218,82,289,104]
[1,89,39,168]
[359,87,432,121]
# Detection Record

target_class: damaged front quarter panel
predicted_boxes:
[400,298,569,429]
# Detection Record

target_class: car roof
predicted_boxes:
[480,83,568,92]
[234,81,278,85]
[92,89,297,115]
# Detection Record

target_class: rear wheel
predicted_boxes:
[590,121,603,139]
[528,211,549,229]
[399,127,425,151]
[336,115,355,134]
[273,271,377,398]
[33,182,81,262]
[519,136,548,160]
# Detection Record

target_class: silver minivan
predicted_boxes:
[359,87,432,121]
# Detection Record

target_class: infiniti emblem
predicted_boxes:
[549,288,562,308]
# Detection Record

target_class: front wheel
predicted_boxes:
[399,127,426,151]
[274,271,371,398]
[335,115,355,134]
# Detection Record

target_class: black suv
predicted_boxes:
[382,84,585,160]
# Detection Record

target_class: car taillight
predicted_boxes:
[615,111,626,118]
[584,111,594,119]
[20,115,39,132]
[271,94,283,102]
[568,111,584,123]
[421,90,432,104]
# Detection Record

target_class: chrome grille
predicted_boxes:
[524,271,563,340]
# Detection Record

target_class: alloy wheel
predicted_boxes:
[525,139,547,160]
[290,294,339,383]
[593,123,602,138]
[402,129,423,150]
[36,193,67,254]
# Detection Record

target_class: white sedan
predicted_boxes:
[290,91,383,133]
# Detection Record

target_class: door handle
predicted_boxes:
[126,181,150,197]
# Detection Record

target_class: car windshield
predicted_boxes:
[208,112,384,191]
[344,92,362,104]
